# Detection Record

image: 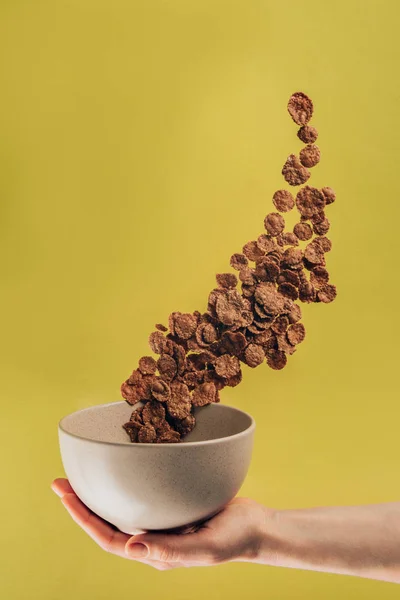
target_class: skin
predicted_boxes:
[52,478,400,582]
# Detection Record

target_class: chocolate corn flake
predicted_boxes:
[317,284,337,303]
[282,154,311,186]
[150,379,171,402]
[276,333,297,355]
[296,186,325,218]
[264,212,285,237]
[280,232,299,246]
[278,269,300,288]
[313,236,332,253]
[224,369,243,387]
[272,190,295,213]
[266,349,287,370]
[255,282,285,315]
[239,266,257,285]
[299,144,321,168]
[149,331,170,355]
[192,382,217,407]
[281,247,303,268]
[310,266,329,287]
[304,241,324,265]
[230,253,249,270]
[313,217,330,236]
[167,389,192,420]
[195,322,218,347]
[297,125,318,144]
[241,283,257,298]
[271,315,290,335]
[299,281,317,303]
[216,273,238,289]
[142,400,167,429]
[287,92,314,125]
[278,282,299,301]
[256,234,277,253]
[321,187,336,205]
[157,428,181,443]
[169,312,198,340]
[155,323,168,332]
[215,354,241,378]
[215,289,245,326]
[123,421,141,443]
[243,343,265,367]
[156,354,177,382]
[138,424,157,443]
[138,356,157,375]
[219,330,248,356]
[287,302,302,324]
[254,258,280,283]
[173,414,196,437]
[287,323,306,345]
[242,240,265,261]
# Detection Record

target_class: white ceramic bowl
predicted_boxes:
[58,401,255,534]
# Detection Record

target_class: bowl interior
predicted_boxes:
[60,401,253,445]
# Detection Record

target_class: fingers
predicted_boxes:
[56,488,130,558]
[51,478,74,497]
[126,528,219,565]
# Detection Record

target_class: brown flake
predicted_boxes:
[297,125,318,144]
[282,154,311,186]
[138,424,157,443]
[138,356,157,375]
[313,236,332,253]
[296,186,325,218]
[215,354,241,378]
[272,315,290,335]
[281,232,299,246]
[195,322,218,347]
[278,282,299,300]
[281,247,303,268]
[149,331,170,355]
[287,303,302,324]
[256,234,277,253]
[156,354,177,382]
[299,281,317,303]
[219,331,248,356]
[242,240,265,261]
[272,190,295,212]
[155,323,168,332]
[192,382,217,407]
[310,266,329,287]
[169,312,198,340]
[277,270,300,288]
[230,253,249,270]
[299,144,321,168]
[313,217,330,236]
[304,241,324,265]
[264,212,285,237]
[243,343,265,367]
[287,323,306,345]
[150,379,171,402]
[216,273,238,289]
[266,349,287,370]
[321,187,336,205]
[142,400,167,429]
[317,284,337,303]
[287,92,314,125]
[255,282,285,315]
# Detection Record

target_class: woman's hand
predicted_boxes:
[51,478,270,570]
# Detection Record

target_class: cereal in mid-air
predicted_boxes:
[122,92,337,443]
[282,154,311,186]
[297,125,318,144]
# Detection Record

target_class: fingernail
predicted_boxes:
[127,543,148,558]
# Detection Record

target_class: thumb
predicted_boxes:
[125,530,218,563]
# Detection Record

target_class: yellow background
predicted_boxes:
[1,0,400,598]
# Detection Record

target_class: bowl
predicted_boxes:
[58,401,255,534]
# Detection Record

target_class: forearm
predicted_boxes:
[257,502,400,583]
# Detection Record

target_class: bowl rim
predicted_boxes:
[59,401,256,448]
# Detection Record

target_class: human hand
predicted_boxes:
[51,478,270,570]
